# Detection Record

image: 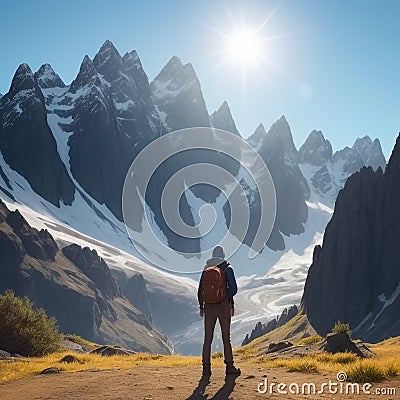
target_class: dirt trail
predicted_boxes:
[0,364,398,400]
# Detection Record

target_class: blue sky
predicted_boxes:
[1,0,399,158]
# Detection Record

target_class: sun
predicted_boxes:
[226,29,263,67]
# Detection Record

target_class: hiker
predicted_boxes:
[198,245,241,377]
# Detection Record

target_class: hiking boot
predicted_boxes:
[225,363,241,376]
[202,364,211,376]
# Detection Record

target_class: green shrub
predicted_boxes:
[332,321,352,338]
[212,351,223,359]
[0,290,62,356]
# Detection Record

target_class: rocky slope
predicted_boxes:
[0,199,171,353]
[302,134,400,342]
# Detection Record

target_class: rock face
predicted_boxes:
[210,101,240,136]
[302,134,400,342]
[111,269,153,323]
[0,64,75,206]
[242,305,298,345]
[0,200,171,353]
[298,130,332,166]
[248,117,309,250]
[150,56,210,131]
[62,244,120,299]
[28,41,162,221]
[34,64,66,89]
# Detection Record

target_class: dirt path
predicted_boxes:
[0,364,398,400]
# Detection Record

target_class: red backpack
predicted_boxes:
[201,265,227,304]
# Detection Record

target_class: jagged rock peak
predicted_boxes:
[214,100,229,113]
[352,135,386,171]
[263,115,298,158]
[151,55,209,131]
[165,55,183,69]
[34,63,66,89]
[98,39,119,54]
[9,63,37,97]
[153,56,197,84]
[298,129,333,166]
[122,49,149,83]
[123,49,140,67]
[93,40,123,74]
[210,101,240,136]
[248,123,267,147]
[70,55,99,93]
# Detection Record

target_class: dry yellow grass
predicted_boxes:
[255,352,358,374]
[2,334,400,384]
[251,340,400,382]
[0,352,224,382]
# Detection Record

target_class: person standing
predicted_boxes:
[198,246,241,377]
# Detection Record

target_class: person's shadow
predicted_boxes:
[186,375,239,400]
[186,375,211,399]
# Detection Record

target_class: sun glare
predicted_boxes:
[209,4,285,83]
[227,29,263,66]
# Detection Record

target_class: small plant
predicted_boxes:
[385,364,398,377]
[332,321,352,338]
[0,290,62,357]
[346,362,385,383]
[212,351,223,359]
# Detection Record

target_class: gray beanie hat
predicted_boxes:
[212,246,225,259]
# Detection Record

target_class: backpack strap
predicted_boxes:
[216,261,234,306]
[217,260,230,271]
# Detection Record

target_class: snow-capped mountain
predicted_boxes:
[0,40,387,354]
[0,63,75,206]
[245,116,310,251]
[298,130,332,166]
[150,56,210,131]
[299,131,386,206]
[34,63,66,89]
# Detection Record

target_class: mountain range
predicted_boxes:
[0,40,389,353]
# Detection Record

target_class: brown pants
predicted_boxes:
[202,298,233,366]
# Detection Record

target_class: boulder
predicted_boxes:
[321,332,366,357]
[266,341,293,354]
[0,350,11,360]
[90,345,136,357]
[40,367,60,374]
